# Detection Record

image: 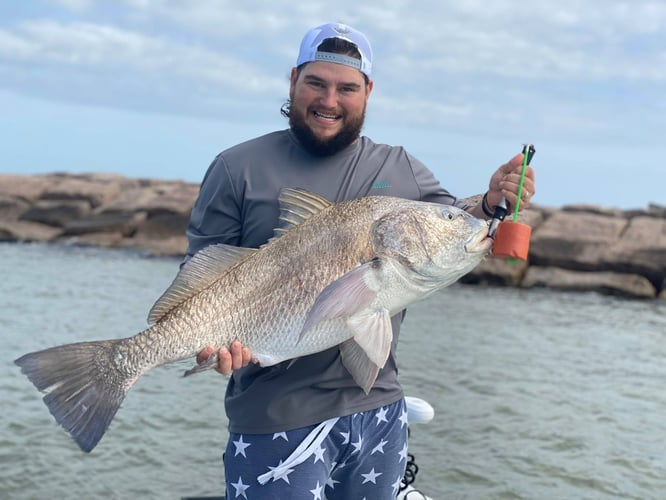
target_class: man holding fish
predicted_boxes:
[189,22,536,499]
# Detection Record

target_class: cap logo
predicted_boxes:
[332,25,351,36]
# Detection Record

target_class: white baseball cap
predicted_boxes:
[296,23,373,77]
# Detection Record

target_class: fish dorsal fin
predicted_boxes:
[269,188,333,241]
[147,243,257,324]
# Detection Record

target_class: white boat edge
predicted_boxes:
[397,484,434,500]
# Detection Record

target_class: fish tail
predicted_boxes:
[15,339,134,453]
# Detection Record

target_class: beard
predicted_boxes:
[289,104,365,157]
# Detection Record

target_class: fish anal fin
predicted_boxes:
[148,243,256,324]
[339,339,381,394]
[183,351,220,377]
[299,262,377,340]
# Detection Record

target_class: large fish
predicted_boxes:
[15,189,492,452]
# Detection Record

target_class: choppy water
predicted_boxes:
[2,243,666,499]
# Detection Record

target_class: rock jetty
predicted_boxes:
[1,173,664,300]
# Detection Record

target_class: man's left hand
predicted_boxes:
[487,153,536,211]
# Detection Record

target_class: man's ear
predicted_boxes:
[289,67,299,98]
[365,79,374,102]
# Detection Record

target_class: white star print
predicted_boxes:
[371,438,388,455]
[392,475,403,495]
[399,408,409,428]
[351,435,363,454]
[266,460,294,484]
[313,445,326,463]
[310,480,324,500]
[233,435,251,457]
[326,475,340,490]
[398,442,408,463]
[272,432,288,441]
[230,476,250,499]
[361,467,383,484]
[375,406,388,425]
[339,431,350,444]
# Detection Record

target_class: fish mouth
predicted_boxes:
[465,228,494,254]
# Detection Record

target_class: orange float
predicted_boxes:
[492,220,531,261]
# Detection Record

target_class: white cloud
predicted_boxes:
[0,0,664,136]
[371,93,472,125]
[120,0,306,37]
[370,2,666,83]
[0,30,35,59]
[0,19,284,94]
[47,0,93,12]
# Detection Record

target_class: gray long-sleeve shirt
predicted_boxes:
[186,129,457,434]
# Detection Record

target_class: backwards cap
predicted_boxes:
[296,23,373,77]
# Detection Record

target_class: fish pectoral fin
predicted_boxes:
[339,339,381,394]
[348,308,393,368]
[183,352,220,377]
[299,263,378,341]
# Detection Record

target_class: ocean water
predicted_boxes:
[2,242,666,500]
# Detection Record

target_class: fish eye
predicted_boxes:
[440,208,455,220]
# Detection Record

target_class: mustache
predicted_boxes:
[288,106,366,157]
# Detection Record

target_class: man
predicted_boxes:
[186,22,535,499]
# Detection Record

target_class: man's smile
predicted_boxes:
[312,110,341,122]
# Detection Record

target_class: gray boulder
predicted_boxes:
[522,266,656,299]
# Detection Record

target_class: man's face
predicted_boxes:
[288,61,373,156]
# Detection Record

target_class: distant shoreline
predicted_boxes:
[1,172,664,300]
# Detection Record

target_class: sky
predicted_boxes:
[1,0,665,209]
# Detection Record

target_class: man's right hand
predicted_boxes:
[196,341,253,375]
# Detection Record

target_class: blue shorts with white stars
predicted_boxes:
[224,398,408,499]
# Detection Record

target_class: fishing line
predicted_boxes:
[512,144,535,222]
